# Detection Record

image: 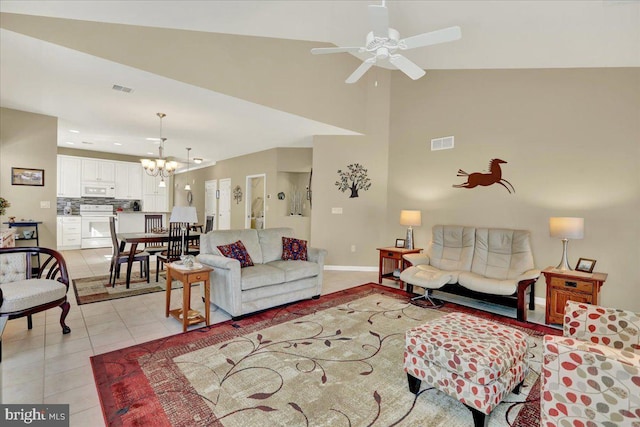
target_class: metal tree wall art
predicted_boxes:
[335,163,372,198]
[453,158,515,194]
[233,185,243,204]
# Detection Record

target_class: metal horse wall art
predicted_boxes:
[453,158,515,194]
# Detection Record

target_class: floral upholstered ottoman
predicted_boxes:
[404,312,529,427]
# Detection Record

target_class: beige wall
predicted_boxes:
[0,108,58,248]
[386,68,640,311]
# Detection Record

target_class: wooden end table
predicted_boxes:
[542,266,608,325]
[376,247,422,290]
[165,263,213,332]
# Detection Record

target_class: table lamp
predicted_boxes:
[549,217,584,271]
[400,210,421,249]
[170,206,198,258]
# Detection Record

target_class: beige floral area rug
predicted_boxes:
[92,284,554,426]
[72,271,179,305]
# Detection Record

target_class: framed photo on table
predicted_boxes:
[395,238,406,248]
[11,167,44,186]
[575,258,596,273]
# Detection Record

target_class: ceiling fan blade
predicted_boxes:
[389,55,426,80]
[345,58,376,84]
[311,46,364,55]
[368,4,389,38]
[400,26,462,50]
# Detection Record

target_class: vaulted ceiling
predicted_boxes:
[1,1,638,168]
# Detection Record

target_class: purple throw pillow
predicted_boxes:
[282,237,308,261]
[217,240,254,268]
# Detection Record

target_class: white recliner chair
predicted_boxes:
[400,225,475,306]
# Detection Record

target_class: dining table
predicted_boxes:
[117,231,201,288]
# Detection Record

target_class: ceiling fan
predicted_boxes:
[311,1,461,84]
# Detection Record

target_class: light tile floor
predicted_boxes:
[1,248,547,426]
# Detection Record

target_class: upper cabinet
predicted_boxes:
[115,162,143,200]
[142,173,169,212]
[57,155,82,197]
[81,159,116,182]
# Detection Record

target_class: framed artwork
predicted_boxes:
[11,167,44,186]
[575,258,596,273]
[395,238,406,248]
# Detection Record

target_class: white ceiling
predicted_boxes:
[1,0,638,169]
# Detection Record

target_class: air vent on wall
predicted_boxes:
[431,136,454,151]
[112,84,134,93]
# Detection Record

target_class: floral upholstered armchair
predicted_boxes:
[541,301,640,426]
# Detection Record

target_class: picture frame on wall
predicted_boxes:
[575,257,596,273]
[11,167,44,186]
[395,238,406,248]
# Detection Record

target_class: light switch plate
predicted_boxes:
[40,201,50,209]
[331,207,343,214]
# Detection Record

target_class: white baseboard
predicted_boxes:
[324,265,378,272]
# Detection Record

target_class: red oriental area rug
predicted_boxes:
[91,283,559,426]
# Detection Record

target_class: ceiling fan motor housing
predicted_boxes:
[365,28,400,53]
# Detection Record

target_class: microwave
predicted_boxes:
[81,182,115,198]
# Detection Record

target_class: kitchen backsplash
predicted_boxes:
[56,198,141,215]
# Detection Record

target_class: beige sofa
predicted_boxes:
[197,227,326,319]
[400,225,540,321]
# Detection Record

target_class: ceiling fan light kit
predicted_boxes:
[311,2,462,84]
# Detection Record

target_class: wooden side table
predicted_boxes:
[376,247,422,290]
[165,263,213,332]
[542,267,608,325]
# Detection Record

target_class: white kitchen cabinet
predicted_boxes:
[142,173,169,212]
[81,159,116,182]
[115,162,143,200]
[57,155,82,197]
[57,216,82,250]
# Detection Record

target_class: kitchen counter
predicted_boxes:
[116,211,169,233]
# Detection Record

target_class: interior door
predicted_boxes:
[245,174,266,229]
[205,179,218,230]
[218,178,231,230]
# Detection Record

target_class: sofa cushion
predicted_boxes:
[427,225,475,272]
[241,264,286,290]
[267,260,320,282]
[258,228,294,263]
[217,241,254,268]
[458,271,520,296]
[470,228,534,280]
[203,229,263,264]
[0,279,67,313]
[282,237,308,261]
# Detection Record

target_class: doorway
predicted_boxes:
[218,178,231,230]
[204,180,217,231]
[245,174,266,229]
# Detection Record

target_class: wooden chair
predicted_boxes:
[204,215,214,233]
[144,214,167,254]
[109,217,150,287]
[0,247,71,362]
[156,222,187,281]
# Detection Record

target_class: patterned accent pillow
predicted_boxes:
[282,237,308,261]
[217,240,254,268]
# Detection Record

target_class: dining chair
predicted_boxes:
[156,222,186,281]
[204,215,214,233]
[109,217,150,287]
[144,214,167,254]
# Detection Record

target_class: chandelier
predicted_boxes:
[141,113,178,187]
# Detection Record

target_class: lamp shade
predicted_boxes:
[549,217,584,239]
[170,206,198,224]
[400,210,422,227]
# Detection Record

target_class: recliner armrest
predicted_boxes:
[402,253,429,267]
[516,269,541,282]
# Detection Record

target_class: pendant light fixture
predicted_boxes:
[141,113,178,186]
[184,147,192,191]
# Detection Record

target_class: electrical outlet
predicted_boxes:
[350,245,356,252]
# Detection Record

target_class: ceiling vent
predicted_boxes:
[431,136,454,151]
[112,84,134,93]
